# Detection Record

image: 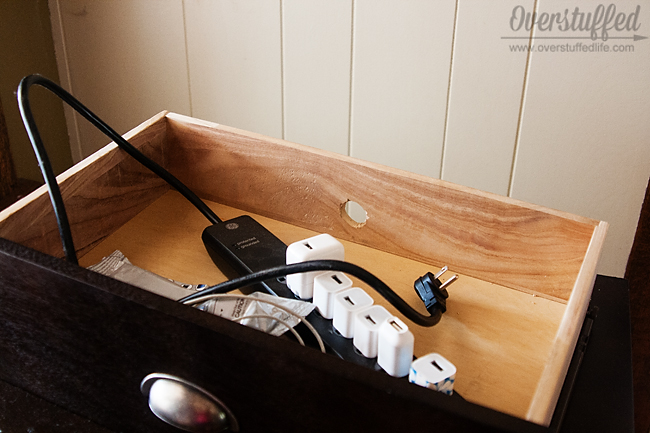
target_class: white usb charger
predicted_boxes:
[313,271,353,319]
[286,233,425,378]
[286,234,345,299]
[332,287,374,338]
[377,316,414,377]
[352,305,392,358]
[409,353,456,395]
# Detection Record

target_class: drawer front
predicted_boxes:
[0,238,542,433]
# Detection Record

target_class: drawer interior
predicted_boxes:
[0,111,607,426]
[77,189,566,420]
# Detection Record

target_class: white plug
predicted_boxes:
[352,305,392,358]
[313,271,353,319]
[332,287,374,338]
[409,353,456,395]
[286,234,345,299]
[377,316,414,377]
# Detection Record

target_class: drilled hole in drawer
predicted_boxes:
[341,200,368,228]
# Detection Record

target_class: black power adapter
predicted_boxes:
[202,216,289,295]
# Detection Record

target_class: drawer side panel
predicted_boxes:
[0,112,169,258]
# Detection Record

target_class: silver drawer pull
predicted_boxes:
[141,373,239,432]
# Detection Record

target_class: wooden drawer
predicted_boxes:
[0,112,607,432]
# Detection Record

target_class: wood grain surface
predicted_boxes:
[526,221,608,425]
[79,190,566,420]
[0,112,606,426]
[0,112,169,258]
[165,113,604,303]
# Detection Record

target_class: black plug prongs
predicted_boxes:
[414,266,458,314]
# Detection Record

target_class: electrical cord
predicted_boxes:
[18,74,448,328]
[179,260,446,327]
[17,74,222,263]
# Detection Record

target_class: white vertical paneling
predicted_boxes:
[350,0,456,177]
[52,0,190,159]
[511,0,650,276]
[48,0,648,276]
[184,0,283,139]
[442,0,533,196]
[282,0,352,155]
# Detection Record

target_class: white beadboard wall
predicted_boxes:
[49,0,650,278]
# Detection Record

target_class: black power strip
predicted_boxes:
[202,216,382,370]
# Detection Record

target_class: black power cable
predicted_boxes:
[179,260,446,327]
[18,74,449,327]
[17,74,222,263]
